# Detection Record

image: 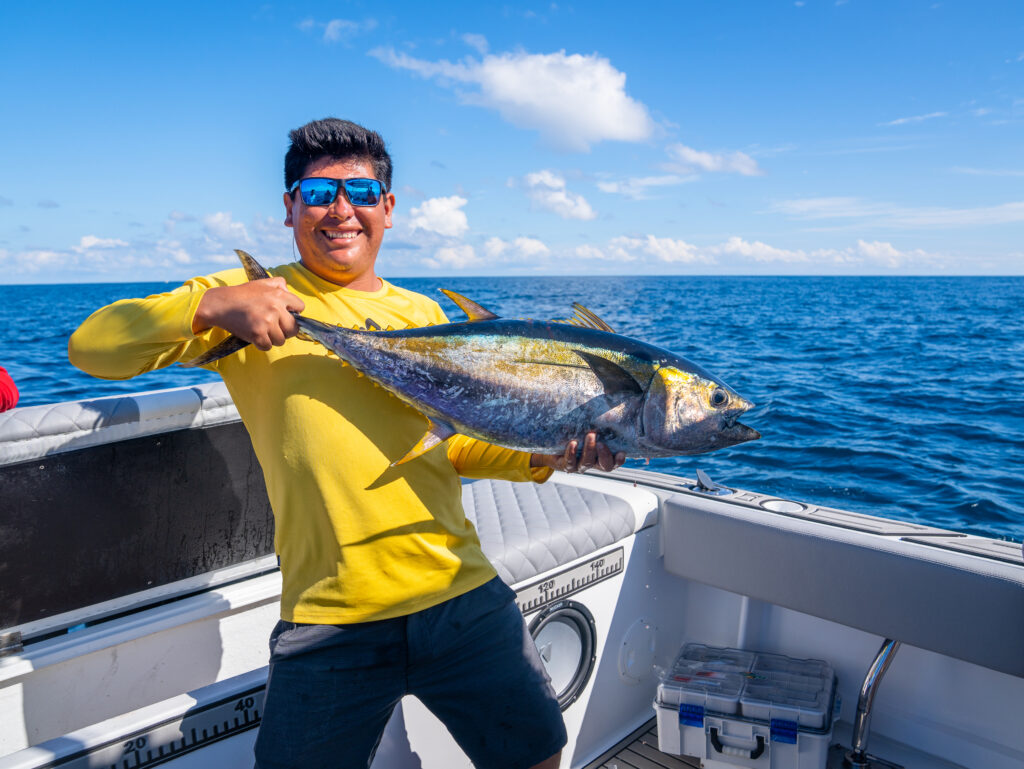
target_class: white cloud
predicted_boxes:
[879,111,947,127]
[324,19,357,41]
[711,236,808,263]
[408,196,470,237]
[425,244,480,269]
[769,196,887,219]
[604,235,709,263]
[596,174,693,200]
[251,215,294,248]
[155,240,193,265]
[665,144,762,176]
[575,244,607,260]
[73,235,130,252]
[605,237,644,261]
[164,210,196,233]
[481,236,549,261]
[323,18,377,42]
[569,235,938,270]
[371,48,654,151]
[640,235,707,263]
[512,236,549,258]
[298,17,376,42]
[855,239,902,261]
[483,236,508,259]
[952,166,1024,177]
[771,196,1024,228]
[203,212,250,244]
[462,33,488,55]
[853,239,930,267]
[520,170,596,220]
[16,249,65,269]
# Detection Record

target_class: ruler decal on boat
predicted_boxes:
[37,685,265,768]
[515,547,624,616]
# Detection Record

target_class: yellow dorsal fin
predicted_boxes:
[552,303,616,333]
[440,289,500,322]
[391,418,457,466]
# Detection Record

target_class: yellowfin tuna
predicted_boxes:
[185,250,760,464]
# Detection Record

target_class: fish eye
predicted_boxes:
[710,387,729,408]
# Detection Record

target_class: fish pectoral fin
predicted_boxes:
[391,418,458,466]
[565,303,616,333]
[235,249,272,281]
[575,351,644,396]
[440,289,500,321]
[181,334,252,368]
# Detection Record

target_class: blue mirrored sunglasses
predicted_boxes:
[288,177,386,207]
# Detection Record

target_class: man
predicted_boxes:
[70,118,623,769]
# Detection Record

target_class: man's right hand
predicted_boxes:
[192,278,306,351]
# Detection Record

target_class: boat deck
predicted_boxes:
[584,719,699,769]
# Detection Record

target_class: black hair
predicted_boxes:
[284,118,392,192]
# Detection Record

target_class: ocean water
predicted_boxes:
[1,276,1022,543]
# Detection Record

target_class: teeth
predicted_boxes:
[325,231,358,240]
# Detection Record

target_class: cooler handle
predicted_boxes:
[709,727,766,759]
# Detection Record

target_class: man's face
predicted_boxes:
[283,156,395,290]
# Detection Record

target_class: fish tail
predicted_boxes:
[180,249,268,368]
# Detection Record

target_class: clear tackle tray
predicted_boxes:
[655,643,839,769]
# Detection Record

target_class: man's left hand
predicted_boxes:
[530,431,626,474]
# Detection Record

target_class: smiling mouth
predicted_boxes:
[324,231,359,240]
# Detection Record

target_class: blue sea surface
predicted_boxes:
[1,276,1022,542]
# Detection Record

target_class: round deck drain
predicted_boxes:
[529,600,597,710]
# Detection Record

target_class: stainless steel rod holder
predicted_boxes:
[847,638,902,766]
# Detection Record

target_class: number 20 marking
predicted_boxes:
[123,737,147,754]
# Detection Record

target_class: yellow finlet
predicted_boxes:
[391,418,457,466]
[553,303,616,333]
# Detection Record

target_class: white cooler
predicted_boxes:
[655,644,839,769]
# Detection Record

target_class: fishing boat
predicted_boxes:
[1,382,1021,769]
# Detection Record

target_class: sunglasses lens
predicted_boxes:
[296,178,383,207]
[299,179,339,206]
[345,179,382,206]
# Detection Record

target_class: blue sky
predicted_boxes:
[1,1,1022,282]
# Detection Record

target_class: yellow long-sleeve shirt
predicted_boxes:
[69,261,551,623]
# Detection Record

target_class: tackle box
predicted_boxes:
[654,643,839,769]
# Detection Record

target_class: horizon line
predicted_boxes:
[3,273,1024,287]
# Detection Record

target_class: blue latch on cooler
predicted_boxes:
[678,703,705,727]
[770,718,798,744]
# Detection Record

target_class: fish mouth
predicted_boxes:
[724,400,760,443]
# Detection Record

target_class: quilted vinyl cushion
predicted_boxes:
[462,476,654,585]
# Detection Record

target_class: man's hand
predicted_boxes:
[530,431,626,474]
[192,278,306,351]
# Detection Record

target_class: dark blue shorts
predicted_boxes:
[253,576,567,769]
